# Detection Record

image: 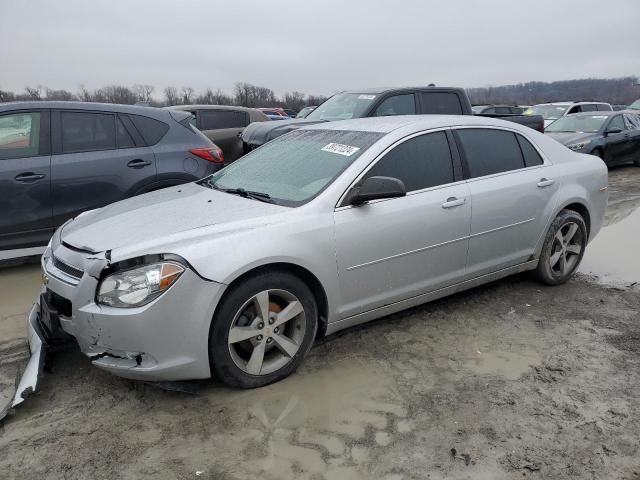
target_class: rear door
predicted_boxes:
[0,109,52,250]
[623,113,640,163]
[455,127,557,278]
[197,109,248,163]
[51,110,157,226]
[603,114,632,166]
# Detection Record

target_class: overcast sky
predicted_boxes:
[1,0,639,98]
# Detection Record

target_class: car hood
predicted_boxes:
[241,118,327,147]
[545,131,600,146]
[60,182,286,253]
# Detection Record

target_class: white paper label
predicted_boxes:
[358,95,376,100]
[321,143,361,156]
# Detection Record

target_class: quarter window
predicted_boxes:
[199,110,248,129]
[0,112,40,159]
[516,134,544,167]
[457,129,525,178]
[128,114,169,145]
[607,115,625,132]
[374,94,416,117]
[363,131,454,192]
[116,117,135,148]
[61,112,116,153]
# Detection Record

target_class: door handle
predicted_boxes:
[442,197,466,209]
[537,178,555,188]
[14,172,46,183]
[127,159,152,169]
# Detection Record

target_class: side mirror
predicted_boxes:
[349,176,406,205]
[605,127,623,136]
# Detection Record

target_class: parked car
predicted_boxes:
[266,114,288,121]
[169,105,269,164]
[14,115,607,404]
[629,99,640,110]
[242,86,544,149]
[258,108,289,117]
[282,109,298,118]
[546,110,640,167]
[612,105,628,111]
[472,105,526,114]
[0,101,221,261]
[525,102,613,128]
[296,106,317,118]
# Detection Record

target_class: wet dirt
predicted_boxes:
[1,166,640,480]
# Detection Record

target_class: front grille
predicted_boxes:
[48,289,73,318]
[53,256,84,279]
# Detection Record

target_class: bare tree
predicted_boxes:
[78,84,94,102]
[93,85,137,104]
[25,86,43,100]
[0,89,16,103]
[283,91,306,111]
[164,86,179,106]
[45,88,76,101]
[181,87,195,104]
[133,84,155,103]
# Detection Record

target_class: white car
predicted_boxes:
[526,102,613,128]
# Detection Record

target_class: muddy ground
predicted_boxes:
[1,167,639,480]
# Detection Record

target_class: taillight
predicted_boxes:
[190,147,224,164]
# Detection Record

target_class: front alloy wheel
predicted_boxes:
[209,271,317,388]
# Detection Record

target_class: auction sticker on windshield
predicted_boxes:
[321,143,361,156]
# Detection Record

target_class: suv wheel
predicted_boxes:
[209,271,317,388]
[534,209,588,286]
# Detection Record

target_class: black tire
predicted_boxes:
[592,148,605,163]
[534,209,588,286]
[209,270,317,388]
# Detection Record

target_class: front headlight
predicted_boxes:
[97,262,184,308]
[567,142,588,151]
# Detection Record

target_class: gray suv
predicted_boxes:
[0,101,221,260]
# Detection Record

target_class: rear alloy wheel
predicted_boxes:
[535,210,587,285]
[210,272,317,388]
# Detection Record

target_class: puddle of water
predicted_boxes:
[579,206,640,286]
[0,263,41,341]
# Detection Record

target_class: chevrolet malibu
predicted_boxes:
[12,115,608,406]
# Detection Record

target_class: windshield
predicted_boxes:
[306,93,377,121]
[630,99,640,110]
[207,129,383,206]
[546,115,608,133]
[525,105,569,120]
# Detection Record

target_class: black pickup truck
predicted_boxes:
[242,86,544,150]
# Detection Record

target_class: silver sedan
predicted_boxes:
[16,115,608,400]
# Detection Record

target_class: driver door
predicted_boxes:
[333,130,470,319]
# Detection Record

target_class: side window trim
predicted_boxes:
[336,127,462,209]
[119,114,145,147]
[452,126,547,182]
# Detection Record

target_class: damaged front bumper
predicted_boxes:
[1,303,46,421]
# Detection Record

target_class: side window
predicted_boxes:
[495,106,511,114]
[0,112,41,159]
[607,115,626,132]
[61,112,116,153]
[363,131,454,192]
[597,104,612,111]
[128,114,169,145]
[457,129,525,178]
[418,92,463,114]
[483,107,496,114]
[581,104,598,113]
[116,117,135,148]
[624,113,640,130]
[567,105,582,115]
[516,134,544,167]
[373,94,416,117]
[510,107,524,114]
[199,110,249,129]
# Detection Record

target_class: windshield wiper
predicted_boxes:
[215,185,275,204]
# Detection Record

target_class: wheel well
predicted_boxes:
[563,202,591,238]
[224,263,329,339]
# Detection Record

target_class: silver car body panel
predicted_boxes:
[17,115,607,386]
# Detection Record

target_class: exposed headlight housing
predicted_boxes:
[567,142,588,151]
[97,262,184,308]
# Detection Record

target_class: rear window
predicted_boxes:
[61,112,116,153]
[456,128,525,178]
[128,114,169,145]
[419,92,463,115]
[199,110,248,130]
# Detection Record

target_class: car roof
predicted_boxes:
[340,86,463,95]
[0,100,166,116]
[567,111,619,117]
[535,101,610,106]
[300,114,528,134]
[169,104,259,113]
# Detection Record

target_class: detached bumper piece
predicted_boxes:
[1,292,72,421]
[1,304,45,421]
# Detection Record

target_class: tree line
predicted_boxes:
[467,77,639,106]
[0,83,328,112]
[1,77,638,110]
